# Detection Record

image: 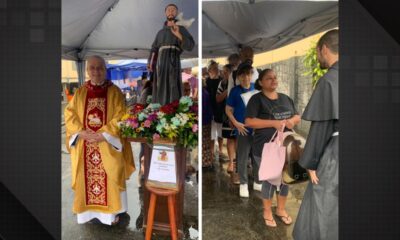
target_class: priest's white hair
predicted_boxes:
[86,55,107,69]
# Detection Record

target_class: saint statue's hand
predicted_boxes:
[170,24,183,41]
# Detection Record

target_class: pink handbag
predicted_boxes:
[258,126,286,190]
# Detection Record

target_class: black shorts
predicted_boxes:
[222,121,236,139]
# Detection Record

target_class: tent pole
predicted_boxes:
[76,59,86,86]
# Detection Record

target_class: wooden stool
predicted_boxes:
[145,183,179,240]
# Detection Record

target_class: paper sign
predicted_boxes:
[241,90,259,106]
[148,145,177,188]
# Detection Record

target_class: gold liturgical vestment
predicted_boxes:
[65,81,135,215]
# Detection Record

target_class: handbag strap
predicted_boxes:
[268,123,286,144]
[268,130,278,143]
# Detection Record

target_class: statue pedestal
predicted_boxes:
[127,138,186,238]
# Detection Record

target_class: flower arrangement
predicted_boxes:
[119,96,198,148]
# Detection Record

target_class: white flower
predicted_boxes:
[147,103,160,110]
[178,114,187,125]
[181,113,189,121]
[179,96,193,106]
[157,111,165,118]
[138,113,148,121]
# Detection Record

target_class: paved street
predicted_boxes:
[202,155,308,240]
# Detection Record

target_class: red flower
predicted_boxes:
[160,105,176,115]
[171,100,180,109]
[130,104,145,114]
[160,101,180,115]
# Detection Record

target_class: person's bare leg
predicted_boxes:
[210,139,215,166]
[227,138,235,171]
[232,138,237,158]
[218,137,224,153]
[276,194,287,215]
[263,199,276,227]
[276,194,292,224]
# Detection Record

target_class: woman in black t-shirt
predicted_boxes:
[245,69,301,228]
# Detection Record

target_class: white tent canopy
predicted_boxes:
[62,0,199,84]
[202,0,338,58]
[62,0,198,61]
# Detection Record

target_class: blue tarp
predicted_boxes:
[106,60,148,91]
[106,60,147,81]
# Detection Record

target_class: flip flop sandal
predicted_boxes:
[264,217,277,227]
[275,214,292,225]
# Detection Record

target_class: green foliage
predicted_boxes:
[302,41,328,88]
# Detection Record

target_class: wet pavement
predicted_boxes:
[61,103,198,240]
[202,154,308,240]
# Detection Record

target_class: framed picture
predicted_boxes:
[147,144,178,190]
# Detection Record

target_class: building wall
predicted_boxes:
[61,60,89,83]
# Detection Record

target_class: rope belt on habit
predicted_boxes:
[159,45,181,52]
[332,132,339,137]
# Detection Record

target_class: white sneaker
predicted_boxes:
[253,183,262,192]
[240,184,249,198]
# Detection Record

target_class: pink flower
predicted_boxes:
[192,124,198,133]
[153,133,160,140]
[144,120,151,128]
[128,119,139,128]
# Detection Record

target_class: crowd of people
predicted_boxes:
[202,29,339,239]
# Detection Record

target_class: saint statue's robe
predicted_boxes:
[149,22,195,105]
[64,80,135,225]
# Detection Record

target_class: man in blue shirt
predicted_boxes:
[225,61,260,197]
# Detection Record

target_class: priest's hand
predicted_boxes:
[91,133,106,143]
[78,130,94,141]
[170,24,183,41]
[308,170,319,185]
